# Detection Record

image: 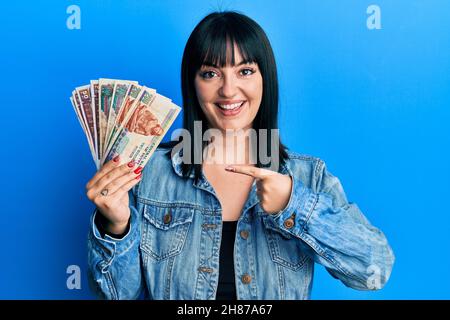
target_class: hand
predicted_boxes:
[225,165,292,214]
[86,156,142,234]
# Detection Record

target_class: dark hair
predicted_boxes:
[173,11,288,178]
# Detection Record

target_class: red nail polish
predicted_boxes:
[113,155,120,162]
[135,173,142,180]
[134,166,143,174]
[127,160,135,168]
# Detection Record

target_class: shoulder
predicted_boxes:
[147,141,177,166]
[284,149,325,176]
[284,149,336,194]
[134,141,183,198]
[138,141,178,180]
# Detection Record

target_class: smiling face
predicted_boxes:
[194,43,263,132]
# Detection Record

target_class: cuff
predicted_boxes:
[270,173,318,237]
[89,206,140,269]
[95,212,130,239]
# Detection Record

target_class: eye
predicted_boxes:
[240,68,256,76]
[200,70,218,79]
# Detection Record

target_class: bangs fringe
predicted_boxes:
[196,18,257,68]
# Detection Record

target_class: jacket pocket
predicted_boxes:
[262,215,310,271]
[141,203,194,261]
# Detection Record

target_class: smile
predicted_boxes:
[215,101,245,110]
[214,101,246,116]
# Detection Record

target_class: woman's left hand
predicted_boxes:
[225,165,292,214]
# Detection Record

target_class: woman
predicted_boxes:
[86,11,395,300]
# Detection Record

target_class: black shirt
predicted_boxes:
[216,221,238,300]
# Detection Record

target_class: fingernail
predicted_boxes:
[225,166,235,172]
[134,167,143,174]
[135,173,142,180]
[113,155,120,162]
[127,160,135,168]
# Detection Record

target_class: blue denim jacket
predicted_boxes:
[87,146,395,300]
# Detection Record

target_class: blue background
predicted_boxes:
[1,0,449,299]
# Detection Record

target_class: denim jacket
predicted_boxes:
[87,146,395,300]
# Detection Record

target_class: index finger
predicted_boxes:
[225,165,273,179]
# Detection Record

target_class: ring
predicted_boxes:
[100,189,109,196]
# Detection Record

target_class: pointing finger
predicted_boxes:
[225,165,273,179]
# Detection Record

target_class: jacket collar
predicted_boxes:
[169,146,291,178]
[168,146,292,215]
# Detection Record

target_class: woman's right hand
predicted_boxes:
[86,156,142,235]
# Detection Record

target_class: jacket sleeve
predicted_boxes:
[270,159,395,290]
[86,188,144,299]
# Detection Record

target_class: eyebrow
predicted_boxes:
[202,60,255,68]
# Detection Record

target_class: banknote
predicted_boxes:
[103,83,143,158]
[104,80,138,153]
[98,78,115,159]
[70,96,92,153]
[103,87,181,167]
[70,79,181,170]
[76,85,99,167]
[101,86,157,165]
[72,89,96,162]
[90,80,101,162]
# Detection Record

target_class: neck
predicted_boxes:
[204,127,256,166]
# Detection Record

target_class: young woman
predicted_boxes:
[86,11,395,300]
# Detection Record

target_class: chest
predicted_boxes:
[202,164,254,221]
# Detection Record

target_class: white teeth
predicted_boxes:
[217,102,244,110]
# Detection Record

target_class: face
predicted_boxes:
[194,44,263,132]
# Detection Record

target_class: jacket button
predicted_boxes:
[240,230,249,240]
[202,223,217,229]
[241,274,252,284]
[284,218,294,229]
[163,210,172,224]
[198,267,213,273]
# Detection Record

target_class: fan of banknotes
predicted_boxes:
[70,79,181,169]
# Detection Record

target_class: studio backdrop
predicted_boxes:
[1,0,449,299]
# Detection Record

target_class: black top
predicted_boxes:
[216,221,238,300]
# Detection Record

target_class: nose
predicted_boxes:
[218,73,237,98]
